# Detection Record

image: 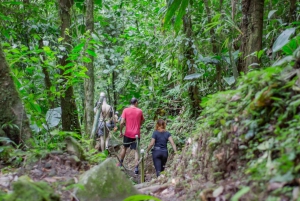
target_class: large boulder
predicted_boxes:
[75,158,138,201]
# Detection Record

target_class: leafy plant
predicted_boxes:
[124,194,161,201]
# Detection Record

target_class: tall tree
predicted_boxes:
[203,0,222,90]
[58,0,81,133]
[83,0,95,136]
[183,11,201,117]
[0,44,31,145]
[289,0,297,23]
[238,0,264,73]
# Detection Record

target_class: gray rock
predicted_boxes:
[30,169,43,178]
[74,158,138,201]
[0,176,11,187]
[45,162,52,169]
[48,169,56,177]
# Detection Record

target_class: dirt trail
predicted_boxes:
[0,148,178,201]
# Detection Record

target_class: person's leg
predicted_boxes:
[100,136,105,152]
[152,151,162,177]
[161,152,168,172]
[131,138,140,174]
[120,146,127,160]
[105,127,110,149]
[118,136,130,166]
[98,122,105,152]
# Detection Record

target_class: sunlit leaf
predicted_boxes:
[231,187,250,201]
[124,194,161,201]
[268,10,277,19]
[272,28,296,52]
[272,56,294,67]
[86,49,96,57]
[184,73,204,80]
[45,107,62,128]
[223,76,235,85]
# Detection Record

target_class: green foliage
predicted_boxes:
[124,194,161,201]
[179,34,300,199]
[80,138,108,164]
[0,1,300,200]
[230,186,250,201]
[5,176,60,201]
[162,0,189,33]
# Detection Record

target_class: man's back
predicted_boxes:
[122,107,144,138]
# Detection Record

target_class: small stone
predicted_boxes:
[0,176,11,187]
[17,167,25,176]
[48,169,56,177]
[30,169,43,178]
[45,162,52,169]
[13,175,18,181]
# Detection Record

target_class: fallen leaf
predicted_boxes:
[43,177,57,183]
[267,182,286,191]
[231,94,241,101]
[292,187,299,201]
[213,186,224,197]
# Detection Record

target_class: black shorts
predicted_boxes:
[123,136,140,150]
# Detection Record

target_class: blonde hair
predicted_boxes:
[155,119,166,132]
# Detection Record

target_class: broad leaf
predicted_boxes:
[272,56,294,67]
[164,0,183,27]
[268,10,277,19]
[124,194,161,201]
[223,76,235,85]
[184,73,203,80]
[174,0,188,33]
[45,107,62,128]
[231,187,250,201]
[272,28,296,52]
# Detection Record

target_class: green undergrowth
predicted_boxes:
[169,58,300,200]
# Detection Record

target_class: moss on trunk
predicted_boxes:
[0,44,31,145]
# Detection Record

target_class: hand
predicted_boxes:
[144,152,149,158]
[96,102,101,108]
[119,132,124,138]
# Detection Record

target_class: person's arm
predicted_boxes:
[147,138,155,153]
[111,107,117,128]
[168,136,177,153]
[140,112,145,125]
[119,117,125,137]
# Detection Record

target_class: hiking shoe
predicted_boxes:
[134,168,139,175]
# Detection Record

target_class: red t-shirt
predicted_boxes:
[121,107,144,138]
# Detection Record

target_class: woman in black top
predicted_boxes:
[147,119,177,177]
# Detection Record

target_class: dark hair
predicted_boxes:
[130,98,138,105]
[155,119,166,132]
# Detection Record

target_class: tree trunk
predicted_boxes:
[58,0,81,133]
[83,0,95,136]
[289,0,297,24]
[238,0,264,73]
[39,39,55,109]
[203,0,222,90]
[112,71,117,111]
[183,13,201,117]
[0,44,31,145]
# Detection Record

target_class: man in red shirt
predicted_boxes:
[118,98,145,174]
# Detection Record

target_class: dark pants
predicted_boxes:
[152,150,168,177]
[123,136,140,150]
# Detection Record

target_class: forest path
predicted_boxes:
[0,151,89,200]
[0,147,177,201]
